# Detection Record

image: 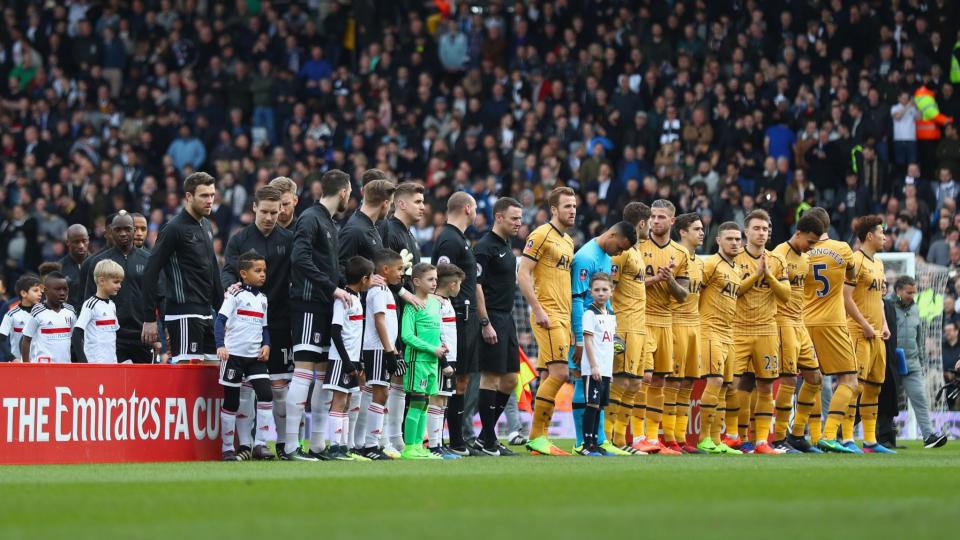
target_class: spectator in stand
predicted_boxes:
[895,213,923,254]
[166,124,207,175]
[891,91,919,172]
[927,225,958,266]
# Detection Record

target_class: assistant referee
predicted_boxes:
[474,197,524,456]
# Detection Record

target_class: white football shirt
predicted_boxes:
[439,296,458,364]
[363,285,398,351]
[219,286,268,358]
[0,305,33,361]
[330,291,363,362]
[581,306,616,377]
[76,296,120,364]
[23,304,76,363]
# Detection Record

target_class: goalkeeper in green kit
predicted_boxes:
[400,263,454,460]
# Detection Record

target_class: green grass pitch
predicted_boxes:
[3,440,958,540]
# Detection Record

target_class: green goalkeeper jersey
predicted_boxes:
[402,296,442,366]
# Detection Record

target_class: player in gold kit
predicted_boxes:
[803,207,859,454]
[771,212,826,454]
[696,222,745,455]
[670,213,706,454]
[609,202,652,455]
[633,200,689,455]
[843,215,895,454]
[518,187,577,456]
[730,209,791,455]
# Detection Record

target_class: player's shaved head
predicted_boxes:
[447,191,475,214]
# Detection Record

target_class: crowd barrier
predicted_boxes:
[0,364,222,464]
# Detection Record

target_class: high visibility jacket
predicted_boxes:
[915,89,950,140]
[951,41,960,84]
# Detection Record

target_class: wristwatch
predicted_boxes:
[480,318,490,327]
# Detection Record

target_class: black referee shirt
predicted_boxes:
[339,210,382,272]
[432,223,477,312]
[474,230,516,313]
[221,223,293,335]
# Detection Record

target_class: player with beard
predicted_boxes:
[282,170,356,461]
[140,172,223,365]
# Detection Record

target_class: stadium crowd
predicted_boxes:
[2,2,960,423]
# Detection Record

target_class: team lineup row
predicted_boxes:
[0,169,894,459]
[520,187,895,456]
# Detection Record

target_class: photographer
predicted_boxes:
[943,322,960,410]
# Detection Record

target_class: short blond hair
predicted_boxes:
[94,259,125,281]
[268,176,297,195]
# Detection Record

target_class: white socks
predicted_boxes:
[427,405,445,448]
[271,384,288,444]
[385,383,406,450]
[236,383,255,448]
[221,409,237,452]
[285,368,312,453]
[365,402,385,448]
[353,386,372,448]
[254,402,274,447]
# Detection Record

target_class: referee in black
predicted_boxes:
[432,191,480,456]
[80,212,155,363]
[474,197,523,456]
[141,172,223,364]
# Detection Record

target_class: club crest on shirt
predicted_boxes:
[438,255,450,265]
[477,263,483,277]
[611,264,619,277]
[525,239,534,249]
[579,268,588,281]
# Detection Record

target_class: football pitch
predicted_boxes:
[3,440,957,540]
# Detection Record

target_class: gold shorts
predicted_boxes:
[531,319,570,370]
[733,334,780,380]
[852,334,886,385]
[643,325,674,375]
[779,325,819,374]
[807,325,857,376]
[702,337,735,384]
[613,332,645,378]
[671,325,701,379]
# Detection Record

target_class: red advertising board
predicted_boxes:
[0,364,222,464]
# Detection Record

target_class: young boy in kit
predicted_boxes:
[322,255,375,461]
[578,273,618,457]
[400,263,453,460]
[21,272,75,363]
[0,274,43,362]
[357,249,405,460]
[72,260,124,364]
[427,263,465,459]
[216,251,274,461]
